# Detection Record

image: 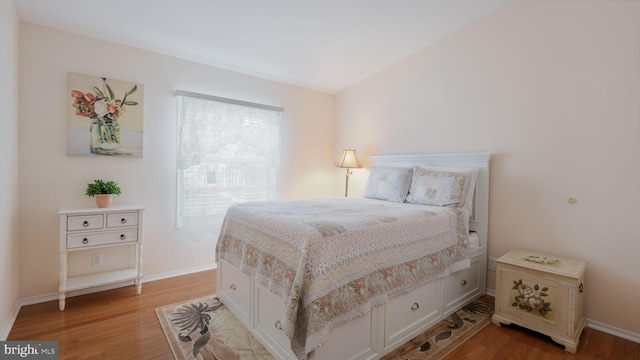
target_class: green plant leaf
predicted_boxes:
[92,86,105,99]
[120,85,138,108]
[126,85,138,96]
[104,78,115,101]
[85,179,121,196]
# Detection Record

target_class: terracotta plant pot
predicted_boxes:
[95,194,113,208]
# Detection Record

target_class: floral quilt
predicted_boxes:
[215,198,471,360]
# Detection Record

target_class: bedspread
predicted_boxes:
[215,198,471,359]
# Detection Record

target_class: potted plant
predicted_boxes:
[86,179,121,208]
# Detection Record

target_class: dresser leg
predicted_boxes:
[491,314,512,327]
[550,336,578,354]
[135,278,142,294]
[59,292,66,311]
[551,318,585,354]
[136,243,143,295]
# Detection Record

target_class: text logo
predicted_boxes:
[1,341,58,359]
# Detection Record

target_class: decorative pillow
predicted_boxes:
[406,166,479,211]
[363,167,413,203]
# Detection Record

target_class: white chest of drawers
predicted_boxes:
[58,204,144,310]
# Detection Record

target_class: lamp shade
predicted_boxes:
[336,148,363,169]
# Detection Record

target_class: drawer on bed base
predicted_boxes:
[384,279,439,349]
[254,283,377,360]
[218,260,251,326]
[254,284,297,360]
[444,254,482,313]
[312,310,377,360]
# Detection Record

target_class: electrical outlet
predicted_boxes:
[92,253,103,266]
[488,257,497,271]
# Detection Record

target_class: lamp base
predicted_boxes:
[344,168,352,197]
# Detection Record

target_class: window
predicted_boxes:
[176,91,283,229]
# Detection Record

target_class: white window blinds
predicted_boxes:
[176,90,283,229]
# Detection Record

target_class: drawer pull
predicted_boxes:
[83,221,89,227]
[229,284,236,291]
[461,279,468,286]
[82,238,88,244]
[121,218,127,224]
[275,320,282,330]
[411,303,419,310]
[579,283,584,293]
[120,234,126,240]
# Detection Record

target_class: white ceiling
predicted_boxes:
[14,0,511,94]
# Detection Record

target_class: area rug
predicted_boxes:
[156,296,493,360]
[381,299,494,359]
[156,296,273,360]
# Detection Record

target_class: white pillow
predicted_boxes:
[363,167,413,202]
[406,166,479,212]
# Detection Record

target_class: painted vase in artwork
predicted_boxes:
[90,117,121,155]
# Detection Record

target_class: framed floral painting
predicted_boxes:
[67,72,144,157]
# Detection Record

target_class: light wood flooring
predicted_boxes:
[8,270,639,359]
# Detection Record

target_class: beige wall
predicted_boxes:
[18,22,335,299]
[336,1,640,335]
[12,0,640,341]
[0,0,20,339]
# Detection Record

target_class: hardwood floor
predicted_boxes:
[8,270,638,359]
[449,307,640,359]
[8,270,216,360]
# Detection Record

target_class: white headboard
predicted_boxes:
[368,153,492,248]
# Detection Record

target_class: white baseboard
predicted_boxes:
[0,301,21,341]
[587,319,640,344]
[141,263,217,283]
[0,263,217,340]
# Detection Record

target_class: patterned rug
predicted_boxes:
[156,296,493,360]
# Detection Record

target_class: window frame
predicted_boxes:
[175,90,283,229]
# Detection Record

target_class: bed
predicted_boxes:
[216,152,491,360]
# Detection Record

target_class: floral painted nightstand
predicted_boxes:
[491,249,586,353]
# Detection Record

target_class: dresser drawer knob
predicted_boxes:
[120,234,126,240]
[275,320,282,330]
[229,284,236,291]
[579,283,584,293]
[83,221,89,227]
[461,279,468,286]
[121,218,127,224]
[411,302,420,310]
[82,238,88,244]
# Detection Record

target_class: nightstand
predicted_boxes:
[491,249,586,353]
[58,205,144,310]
